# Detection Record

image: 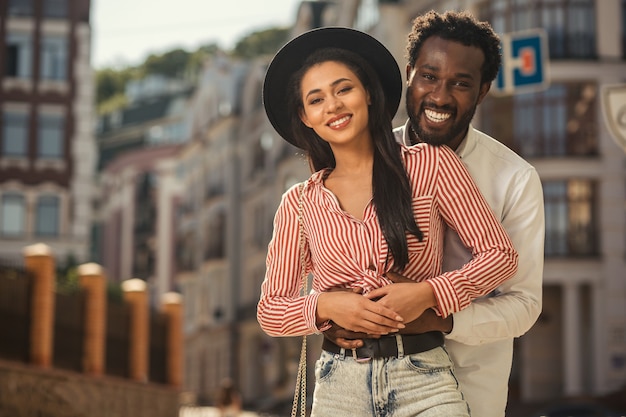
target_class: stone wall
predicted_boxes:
[0,360,179,417]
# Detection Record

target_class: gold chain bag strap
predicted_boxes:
[291,182,308,417]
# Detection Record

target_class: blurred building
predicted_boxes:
[93,76,194,294]
[0,0,96,265]
[174,53,312,407]
[96,76,193,170]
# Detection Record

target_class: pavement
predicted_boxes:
[179,388,626,417]
[505,389,626,417]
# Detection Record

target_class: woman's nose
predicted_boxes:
[325,96,343,112]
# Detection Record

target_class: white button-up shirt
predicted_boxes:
[395,121,545,417]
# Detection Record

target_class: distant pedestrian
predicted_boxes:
[215,378,242,417]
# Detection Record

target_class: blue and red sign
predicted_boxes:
[493,29,549,95]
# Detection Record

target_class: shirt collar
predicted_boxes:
[400,119,476,158]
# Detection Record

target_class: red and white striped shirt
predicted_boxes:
[257,143,518,337]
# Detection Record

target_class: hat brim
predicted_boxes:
[263,26,402,148]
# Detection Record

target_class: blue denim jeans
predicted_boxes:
[311,346,471,417]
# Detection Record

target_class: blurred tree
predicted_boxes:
[141,48,191,78]
[56,253,79,294]
[94,27,288,113]
[95,66,140,114]
[186,43,221,80]
[232,27,290,58]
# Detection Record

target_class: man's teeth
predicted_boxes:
[425,109,451,122]
[329,116,350,127]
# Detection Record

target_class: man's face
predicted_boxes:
[405,36,491,149]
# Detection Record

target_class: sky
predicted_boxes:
[91,0,301,69]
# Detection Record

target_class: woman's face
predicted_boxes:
[299,60,371,148]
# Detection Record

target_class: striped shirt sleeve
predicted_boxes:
[426,145,519,317]
[256,183,321,336]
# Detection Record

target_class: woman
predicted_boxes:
[257,27,518,417]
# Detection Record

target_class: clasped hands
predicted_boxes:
[318,272,453,350]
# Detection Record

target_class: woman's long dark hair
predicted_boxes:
[286,47,422,269]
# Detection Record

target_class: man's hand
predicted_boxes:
[324,308,453,349]
[385,271,414,284]
[401,308,453,334]
[323,271,454,349]
[323,322,370,349]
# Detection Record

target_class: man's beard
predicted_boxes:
[406,86,477,147]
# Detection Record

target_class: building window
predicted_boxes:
[2,111,29,157]
[43,0,69,18]
[204,212,226,260]
[252,204,267,249]
[40,36,68,81]
[7,0,33,16]
[251,138,266,176]
[5,32,33,78]
[37,113,65,158]
[480,81,598,158]
[35,195,59,236]
[544,180,597,257]
[1,193,25,237]
[478,0,596,59]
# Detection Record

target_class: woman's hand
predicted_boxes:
[316,291,405,335]
[364,281,438,324]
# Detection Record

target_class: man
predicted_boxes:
[325,10,545,417]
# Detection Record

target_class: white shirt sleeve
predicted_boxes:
[446,166,544,345]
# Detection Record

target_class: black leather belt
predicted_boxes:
[322,332,444,359]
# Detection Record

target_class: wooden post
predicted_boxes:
[77,262,107,375]
[162,292,183,387]
[23,243,56,368]
[122,278,149,382]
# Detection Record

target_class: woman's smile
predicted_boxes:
[328,114,352,129]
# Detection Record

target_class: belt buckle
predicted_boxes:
[351,348,371,363]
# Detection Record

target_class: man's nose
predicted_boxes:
[429,82,452,104]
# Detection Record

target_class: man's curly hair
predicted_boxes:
[406,10,502,85]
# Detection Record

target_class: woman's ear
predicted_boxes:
[299,109,312,128]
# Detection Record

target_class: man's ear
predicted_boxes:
[405,63,414,85]
[477,81,491,105]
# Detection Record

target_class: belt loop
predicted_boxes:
[338,347,347,360]
[395,334,405,359]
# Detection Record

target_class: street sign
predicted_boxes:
[601,83,626,151]
[492,29,550,96]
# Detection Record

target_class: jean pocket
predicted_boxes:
[315,351,339,382]
[404,346,453,374]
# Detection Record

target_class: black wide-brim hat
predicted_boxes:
[262,26,402,148]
